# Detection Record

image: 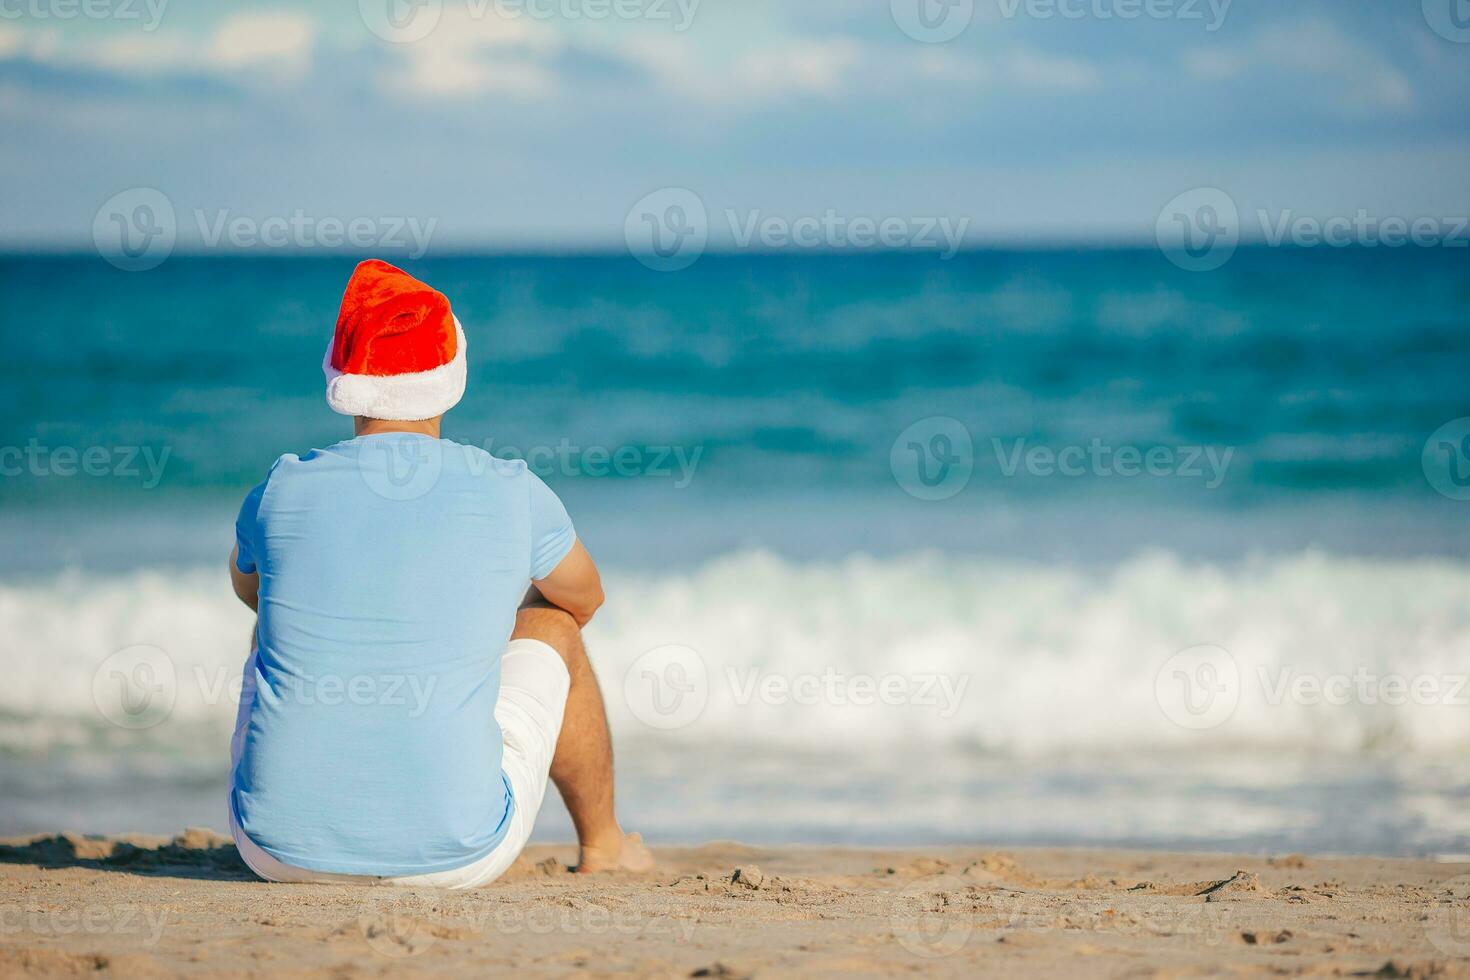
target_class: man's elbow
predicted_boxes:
[573,586,605,628]
[233,583,259,612]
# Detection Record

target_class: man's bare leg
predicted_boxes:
[512,599,654,873]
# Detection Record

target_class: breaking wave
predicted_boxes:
[4,549,1469,758]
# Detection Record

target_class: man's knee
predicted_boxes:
[513,605,583,669]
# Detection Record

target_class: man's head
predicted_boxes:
[324,260,466,424]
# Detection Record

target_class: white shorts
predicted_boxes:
[229,638,570,889]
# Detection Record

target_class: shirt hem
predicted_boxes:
[231,776,515,878]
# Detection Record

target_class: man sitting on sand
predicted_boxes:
[224,259,651,887]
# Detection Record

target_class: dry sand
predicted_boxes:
[2,829,1469,978]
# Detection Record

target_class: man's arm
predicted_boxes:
[229,544,259,612]
[531,539,604,628]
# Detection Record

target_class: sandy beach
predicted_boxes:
[1,831,1467,978]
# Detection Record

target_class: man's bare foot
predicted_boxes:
[576,831,655,873]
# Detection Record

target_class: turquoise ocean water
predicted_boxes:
[3,248,1469,855]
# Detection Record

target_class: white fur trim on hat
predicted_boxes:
[323,317,467,421]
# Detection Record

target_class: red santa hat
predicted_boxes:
[322,259,467,420]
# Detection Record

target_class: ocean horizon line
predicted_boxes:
[0,240,1436,261]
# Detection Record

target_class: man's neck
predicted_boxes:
[355,417,442,438]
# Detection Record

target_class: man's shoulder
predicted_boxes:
[447,441,532,480]
[258,449,318,478]
[257,440,537,492]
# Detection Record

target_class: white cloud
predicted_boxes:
[385,8,560,98]
[2,12,317,80]
[0,23,60,62]
[209,12,316,74]
[1184,19,1413,111]
[85,34,194,74]
[620,34,868,105]
[1002,47,1101,93]
[1181,48,1247,81]
[913,49,983,84]
[622,35,1101,106]
[0,24,22,60]
[732,39,864,97]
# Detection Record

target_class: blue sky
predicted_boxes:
[3,0,1469,249]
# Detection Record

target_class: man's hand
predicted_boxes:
[229,544,260,611]
[532,539,604,628]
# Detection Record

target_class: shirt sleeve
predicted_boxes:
[528,472,576,580]
[234,478,268,575]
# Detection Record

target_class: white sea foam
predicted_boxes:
[4,550,1470,757]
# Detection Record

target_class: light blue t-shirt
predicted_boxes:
[231,433,575,876]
